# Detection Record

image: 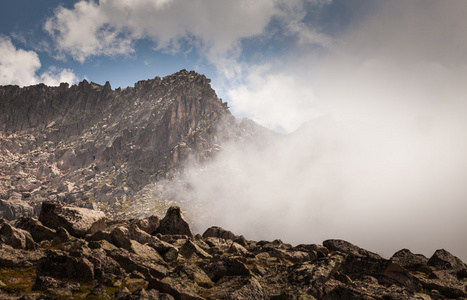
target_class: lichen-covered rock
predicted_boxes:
[39,200,106,238]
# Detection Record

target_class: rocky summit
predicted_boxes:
[0,201,466,299]
[0,70,268,220]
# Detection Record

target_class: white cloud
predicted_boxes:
[228,66,323,133]
[44,0,330,74]
[39,67,79,87]
[0,36,78,87]
[0,36,41,86]
[175,0,467,262]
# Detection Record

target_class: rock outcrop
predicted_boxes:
[0,201,466,299]
[0,70,271,220]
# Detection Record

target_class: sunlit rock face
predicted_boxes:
[0,69,269,219]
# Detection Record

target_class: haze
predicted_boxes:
[177,0,467,262]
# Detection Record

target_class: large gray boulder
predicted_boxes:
[38,200,106,238]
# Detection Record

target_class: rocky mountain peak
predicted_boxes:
[0,70,268,220]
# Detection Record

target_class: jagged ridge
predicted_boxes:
[0,70,269,220]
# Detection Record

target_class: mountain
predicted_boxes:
[0,69,270,220]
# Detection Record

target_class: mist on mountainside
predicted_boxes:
[174,0,467,262]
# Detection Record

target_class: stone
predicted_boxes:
[155,206,193,237]
[13,216,56,243]
[390,249,429,271]
[32,276,80,297]
[383,262,422,292]
[37,250,95,282]
[287,254,345,297]
[54,227,72,244]
[200,257,251,282]
[323,239,381,259]
[421,270,467,298]
[0,244,46,268]
[0,199,34,221]
[129,239,165,264]
[87,284,111,299]
[202,226,237,240]
[133,215,160,234]
[108,248,168,279]
[0,222,37,250]
[209,276,267,300]
[427,249,466,271]
[39,200,106,238]
[179,240,212,260]
[147,277,204,300]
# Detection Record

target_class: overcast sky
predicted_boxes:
[2,0,467,260]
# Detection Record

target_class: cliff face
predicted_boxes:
[0,70,268,219]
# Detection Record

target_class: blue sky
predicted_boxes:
[1,0,466,133]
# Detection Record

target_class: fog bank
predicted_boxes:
[177,0,467,261]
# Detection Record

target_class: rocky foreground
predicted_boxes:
[0,201,466,299]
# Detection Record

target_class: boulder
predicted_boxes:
[108,248,168,280]
[132,215,160,234]
[87,248,125,281]
[200,257,251,282]
[86,284,111,299]
[202,226,237,240]
[37,250,95,282]
[110,224,178,259]
[155,206,193,237]
[287,254,345,297]
[0,199,34,221]
[420,270,467,298]
[0,222,37,250]
[32,276,80,297]
[39,200,106,238]
[179,240,212,260]
[383,262,422,292]
[390,249,429,271]
[209,276,267,300]
[0,244,46,268]
[323,239,381,259]
[427,249,466,271]
[148,277,204,300]
[13,216,56,243]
